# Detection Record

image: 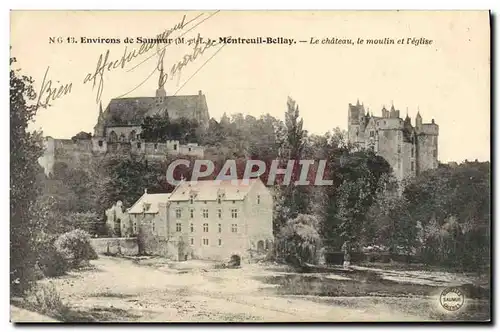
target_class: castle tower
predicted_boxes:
[348,99,365,144]
[415,110,422,129]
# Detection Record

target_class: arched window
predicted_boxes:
[119,133,126,142]
[109,131,118,142]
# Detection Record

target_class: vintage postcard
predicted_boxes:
[9,10,491,323]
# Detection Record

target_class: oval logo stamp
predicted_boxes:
[439,287,465,311]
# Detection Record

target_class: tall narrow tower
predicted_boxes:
[156,61,167,99]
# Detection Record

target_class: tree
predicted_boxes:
[276,214,322,266]
[10,57,45,294]
[273,98,310,234]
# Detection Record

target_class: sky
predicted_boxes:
[10,10,490,163]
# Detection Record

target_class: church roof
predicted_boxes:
[102,93,207,126]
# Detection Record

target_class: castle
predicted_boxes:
[347,100,439,181]
[38,73,210,176]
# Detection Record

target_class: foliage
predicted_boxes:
[36,240,70,278]
[54,230,98,267]
[365,161,490,270]
[25,283,69,319]
[141,114,201,144]
[10,57,46,294]
[71,132,92,140]
[276,214,322,266]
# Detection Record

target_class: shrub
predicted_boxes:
[37,241,70,277]
[54,229,98,267]
[25,283,69,319]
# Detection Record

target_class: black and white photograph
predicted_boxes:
[9,10,491,323]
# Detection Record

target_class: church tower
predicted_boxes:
[93,101,105,137]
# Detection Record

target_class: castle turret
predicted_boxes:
[415,111,422,129]
[348,100,366,144]
[390,103,397,118]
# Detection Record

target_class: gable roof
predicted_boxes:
[127,193,171,214]
[103,94,207,126]
[168,179,262,202]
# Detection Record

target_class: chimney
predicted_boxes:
[198,90,202,96]
[144,188,148,194]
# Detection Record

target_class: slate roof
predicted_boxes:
[103,94,207,126]
[127,193,172,214]
[168,179,260,202]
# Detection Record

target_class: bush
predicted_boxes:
[54,230,98,267]
[37,242,70,277]
[25,283,69,319]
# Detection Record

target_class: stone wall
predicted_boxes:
[90,237,139,256]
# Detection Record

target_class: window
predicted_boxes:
[217,209,222,219]
[218,223,222,233]
[202,238,209,246]
[188,147,192,152]
[218,239,222,246]
[217,197,221,204]
[133,222,137,233]
[231,209,238,218]
[231,224,238,233]
[176,223,182,232]
[370,131,374,137]
[433,150,437,158]
[175,208,182,218]
[257,195,260,204]
[98,140,103,147]
[411,147,414,157]
[190,238,194,245]
[203,223,208,232]
[232,200,235,204]
[152,222,155,232]
[189,196,194,204]
[173,144,177,150]
[190,223,194,233]
[411,162,415,172]
[190,209,194,219]
[136,134,140,140]
[137,142,141,149]
[204,201,207,204]
[203,209,208,218]
[154,143,158,150]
